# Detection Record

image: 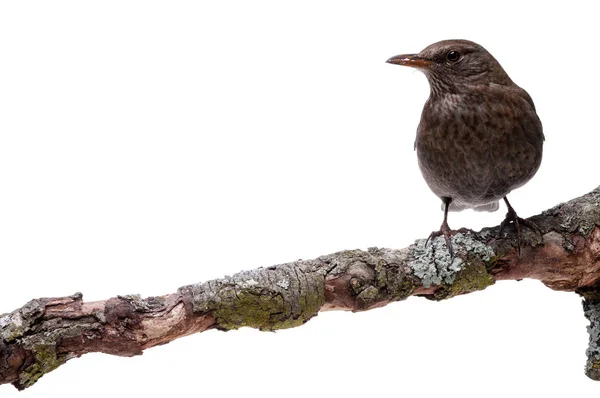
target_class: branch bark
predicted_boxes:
[1,186,599,389]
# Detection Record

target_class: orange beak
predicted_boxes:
[386,54,433,69]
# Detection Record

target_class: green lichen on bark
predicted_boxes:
[181,261,326,331]
[448,260,495,296]
[407,232,495,300]
[433,260,495,300]
[18,343,64,389]
[1,294,96,389]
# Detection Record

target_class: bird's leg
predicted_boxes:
[499,196,543,255]
[426,197,456,257]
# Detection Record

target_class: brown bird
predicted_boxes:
[387,39,544,255]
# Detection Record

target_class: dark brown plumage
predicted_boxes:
[387,39,544,254]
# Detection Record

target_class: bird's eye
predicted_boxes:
[446,50,461,62]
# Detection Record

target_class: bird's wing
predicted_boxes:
[516,87,545,141]
[485,86,544,197]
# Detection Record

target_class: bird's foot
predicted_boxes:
[499,207,543,255]
[425,221,471,257]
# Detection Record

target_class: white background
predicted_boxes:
[1,1,598,396]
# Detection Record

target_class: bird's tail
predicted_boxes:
[473,201,500,212]
[446,201,500,212]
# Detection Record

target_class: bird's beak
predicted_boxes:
[386,54,433,69]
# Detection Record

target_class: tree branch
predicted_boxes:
[1,187,599,389]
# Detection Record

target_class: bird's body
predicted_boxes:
[387,39,544,253]
[416,81,543,212]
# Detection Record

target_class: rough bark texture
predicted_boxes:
[1,186,599,390]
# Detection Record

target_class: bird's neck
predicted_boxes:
[425,70,514,98]
[427,78,459,97]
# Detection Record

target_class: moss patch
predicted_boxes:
[433,260,495,300]
[18,344,64,389]
[188,263,326,331]
[213,286,323,331]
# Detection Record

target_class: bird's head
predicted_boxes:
[387,39,513,94]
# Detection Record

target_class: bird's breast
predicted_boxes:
[415,88,543,207]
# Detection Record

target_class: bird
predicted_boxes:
[386,39,544,255]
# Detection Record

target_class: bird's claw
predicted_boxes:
[426,229,454,257]
[425,222,471,258]
[499,206,543,255]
